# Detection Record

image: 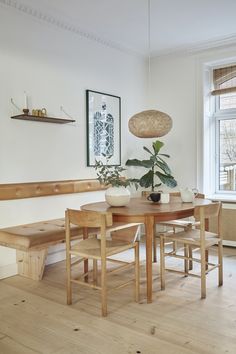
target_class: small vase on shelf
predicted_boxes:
[23,108,29,115]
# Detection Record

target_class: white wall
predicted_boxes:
[150,46,236,193]
[0,5,147,278]
[3,4,236,278]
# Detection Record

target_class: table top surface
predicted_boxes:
[81,196,211,220]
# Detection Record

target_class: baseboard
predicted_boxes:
[0,263,18,279]
[46,246,66,265]
[223,240,236,247]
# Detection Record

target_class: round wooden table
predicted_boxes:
[81,195,211,303]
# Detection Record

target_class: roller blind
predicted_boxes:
[211,65,236,96]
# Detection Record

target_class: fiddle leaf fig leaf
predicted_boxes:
[155,171,177,188]
[143,146,153,155]
[152,140,164,154]
[158,153,170,158]
[139,170,154,188]
[155,159,172,175]
[126,159,153,168]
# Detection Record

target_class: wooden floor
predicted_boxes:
[0,244,236,354]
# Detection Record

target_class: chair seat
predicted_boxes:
[70,238,133,258]
[163,228,220,247]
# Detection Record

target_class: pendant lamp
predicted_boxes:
[128,0,172,138]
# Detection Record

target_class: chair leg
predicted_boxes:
[172,240,177,253]
[134,243,140,302]
[101,258,107,317]
[160,236,165,290]
[93,259,98,285]
[188,246,193,270]
[84,258,89,283]
[200,246,206,299]
[153,237,157,263]
[218,241,223,286]
[205,250,209,270]
[184,244,189,276]
[66,252,72,305]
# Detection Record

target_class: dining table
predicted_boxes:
[81,195,212,303]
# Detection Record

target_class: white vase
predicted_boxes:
[105,186,131,207]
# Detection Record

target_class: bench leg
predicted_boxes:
[16,249,48,280]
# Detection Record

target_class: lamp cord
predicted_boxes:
[148,0,151,99]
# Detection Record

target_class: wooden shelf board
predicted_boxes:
[11,114,75,124]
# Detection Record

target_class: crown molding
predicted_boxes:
[0,0,143,58]
[152,33,236,59]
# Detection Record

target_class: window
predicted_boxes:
[211,64,236,194]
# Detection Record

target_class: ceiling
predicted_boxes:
[18,0,236,56]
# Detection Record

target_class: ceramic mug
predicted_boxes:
[147,193,161,203]
[160,193,170,204]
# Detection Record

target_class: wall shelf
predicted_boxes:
[11,114,75,124]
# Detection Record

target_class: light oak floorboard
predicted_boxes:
[0,244,236,354]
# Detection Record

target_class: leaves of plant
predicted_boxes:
[158,153,170,158]
[143,146,153,155]
[155,171,177,188]
[152,140,164,154]
[155,159,172,175]
[125,139,177,190]
[126,159,153,168]
[139,170,154,188]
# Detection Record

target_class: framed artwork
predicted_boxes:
[86,90,121,166]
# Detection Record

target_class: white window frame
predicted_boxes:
[205,63,236,200]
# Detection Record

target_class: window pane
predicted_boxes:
[219,119,236,191]
[219,92,236,110]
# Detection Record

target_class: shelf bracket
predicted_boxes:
[10,98,22,112]
[60,106,75,121]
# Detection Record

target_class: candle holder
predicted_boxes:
[23,108,29,115]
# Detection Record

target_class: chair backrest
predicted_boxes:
[169,192,205,198]
[194,202,221,220]
[65,209,113,247]
[142,191,205,198]
[194,202,222,238]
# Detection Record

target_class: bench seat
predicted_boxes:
[0,218,82,251]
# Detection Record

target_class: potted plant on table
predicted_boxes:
[125,140,177,194]
[95,156,137,207]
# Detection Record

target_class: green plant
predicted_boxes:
[126,140,177,191]
[95,156,134,188]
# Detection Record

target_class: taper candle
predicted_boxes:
[24,91,28,109]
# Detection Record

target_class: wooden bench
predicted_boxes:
[0,218,84,280]
[0,179,105,280]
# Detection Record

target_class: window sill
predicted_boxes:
[207,194,236,204]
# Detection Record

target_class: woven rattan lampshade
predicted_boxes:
[128,109,172,138]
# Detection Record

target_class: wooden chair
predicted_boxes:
[154,192,205,268]
[65,209,140,317]
[159,202,223,298]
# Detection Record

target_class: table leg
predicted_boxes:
[145,215,154,303]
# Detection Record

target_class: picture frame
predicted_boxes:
[86,90,121,166]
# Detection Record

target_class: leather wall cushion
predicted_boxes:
[0,218,84,250]
[0,179,107,200]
